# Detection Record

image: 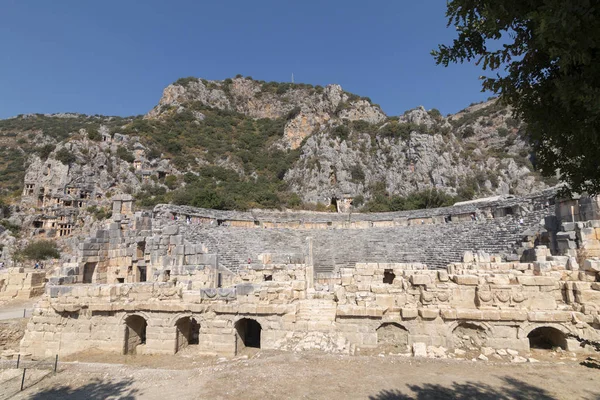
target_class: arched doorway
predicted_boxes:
[452,322,488,349]
[124,315,147,355]
[175,316,200,353]
[235,318,262,351]
[528,327,567,350]
[377,323,409,352]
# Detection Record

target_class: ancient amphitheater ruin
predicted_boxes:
[6,189,598,360]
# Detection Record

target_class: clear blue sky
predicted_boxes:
[0,0,492,119]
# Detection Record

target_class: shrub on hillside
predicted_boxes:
[54,148,77,165]
[116,146,135,163]
[19,240,60,261]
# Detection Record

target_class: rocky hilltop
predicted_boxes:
[0,76,557,220]
[142,76,554,206]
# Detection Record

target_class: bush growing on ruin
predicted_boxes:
[36,144,56,160]
[362,188,457,212]
[333,124,350,141]
[87,128,101,141]
[352,195,364,208]
[54,148,77,165]
[19,240,60,261]
[116,146,135,163]
[164,175,179,190]
[86,205,111,220]
[0,219,20,236]
[349,164,365,183]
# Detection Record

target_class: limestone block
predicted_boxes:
[291,280,306,291]
[557,231,576,240]
[527,311,571,322]
[419,309,439,319]
[533,261,552,273]
[516,276,556,286]
[581,240,600,250]
[410,275,431,286]
[412,342,427,358]
[578,228,596,242]
[453,275,479,286]
[440,309,457,319]
[576,289,600,304]
[456,309,483,320]
[534,246,549,261]
[583,259,600,272]
[463,251,474,263]
[567,257,580,271]
[401,308,418,319]
[438,270,449,282]
[476,250,491,263]
[499,310,527,321]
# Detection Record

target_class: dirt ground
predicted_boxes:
[0,318,27,352]
[2,349,598,400]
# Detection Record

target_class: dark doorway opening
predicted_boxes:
[138,266,147,282]
[83,262,96,284]
[175,317,200,353]
[528,327,567,350]
[124,315,147,355]
[235,318,262,349]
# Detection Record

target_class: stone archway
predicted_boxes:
[175,316,200,353]
[124,315,147,355]
[527,326,567,350]
[235,318,262,351]
[377,323,409,352]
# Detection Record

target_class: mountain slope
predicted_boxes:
[0,76,558,212]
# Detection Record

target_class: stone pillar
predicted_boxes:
[213,255,219,289]
[306,237,314,289]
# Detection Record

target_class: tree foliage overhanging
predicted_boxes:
[433,0,600,195]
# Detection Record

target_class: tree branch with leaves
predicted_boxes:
[433,0,600,195]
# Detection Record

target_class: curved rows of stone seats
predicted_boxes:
[160,207,550,273]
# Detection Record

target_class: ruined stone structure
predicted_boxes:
[0,268,46,300]
[19,191,600,359]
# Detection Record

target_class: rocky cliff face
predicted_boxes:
[147,77,385,149]
[0,77,556,217]
[143,77,552,205]
[285,103,549,203]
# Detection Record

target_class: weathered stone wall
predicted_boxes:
[20,258,600,359]
[0,268,45,300]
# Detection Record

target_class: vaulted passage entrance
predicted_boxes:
[235,318,262,351]
[124,315,147,355]
[175,317,200,353]
[528,327,567,350]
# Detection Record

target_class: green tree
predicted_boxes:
[433,1,600,195]
[18,240,60,261]
[116,146,135,163]
[54,148,77,165]
[164,175,179,190]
